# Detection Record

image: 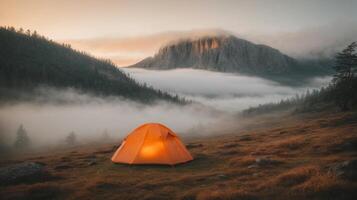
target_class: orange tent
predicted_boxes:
[111,123,193,165]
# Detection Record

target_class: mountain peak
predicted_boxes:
[129,34,298,75]
[159,35,226,55]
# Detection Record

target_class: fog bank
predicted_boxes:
[0,89,223,147]
[0,69,331,148]
[124,68,331,112]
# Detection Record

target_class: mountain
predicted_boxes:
[0,27,181,103]
[129,35,332,83]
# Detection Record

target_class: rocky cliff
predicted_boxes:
[129,35,302,75]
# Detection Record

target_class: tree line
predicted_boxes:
[243,41,357,115]
[0,26,186,104]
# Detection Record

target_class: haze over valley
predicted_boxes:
[124,68,331,112]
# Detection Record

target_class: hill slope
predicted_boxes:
[1,111,356,199]
[129,35,332,82]
[0,27,179,103]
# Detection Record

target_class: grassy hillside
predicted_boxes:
[0,111,356,199]
[0,27,181,104]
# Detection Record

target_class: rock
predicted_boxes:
[129,35,301,76]
[246,157,281,168]
[87,157,97,166]
[0,162,49,185]
[88,161,97,166]
[217,174,227,179]
[208,174,227,181]
[329,160,357,180]
[255,157,281,166]
[247,164,258,169]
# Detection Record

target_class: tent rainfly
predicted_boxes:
[111,123,193,165]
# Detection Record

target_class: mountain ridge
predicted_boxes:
[129,35,332,83]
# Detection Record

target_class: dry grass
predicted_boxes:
[273,165,320,187]
[195,187,257,200]
[1,112,357,199]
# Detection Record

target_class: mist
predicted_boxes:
[0,88,223,148]
[0,69,331,149]
[123,68,331,112]
[243,21,357,59]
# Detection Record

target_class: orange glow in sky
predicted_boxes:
[1,0,356,66]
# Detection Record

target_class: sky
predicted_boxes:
[1,0,357,65]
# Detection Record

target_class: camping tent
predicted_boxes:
[111,123,193,165]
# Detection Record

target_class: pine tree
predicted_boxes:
[13,124,31,149]
[334,42,357,82]
[333,42,357,110]
[66,131,77,146]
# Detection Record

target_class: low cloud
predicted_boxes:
[0,87,223,148]
[243,21,357,59]
[0,69,331,149]
[124,68,331,112]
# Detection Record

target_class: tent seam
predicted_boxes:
[130,127,149,164]
[162,133,175,165]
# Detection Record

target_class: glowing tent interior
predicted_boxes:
[111,123,193,165]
